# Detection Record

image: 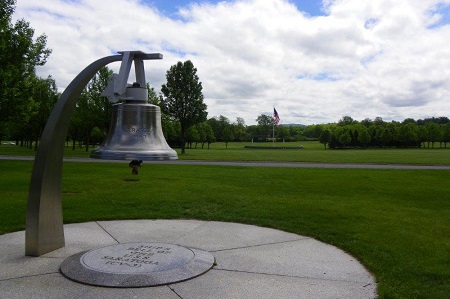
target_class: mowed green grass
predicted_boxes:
[0,159,449,298]
[180,142,450,165]
[2,141,450,164]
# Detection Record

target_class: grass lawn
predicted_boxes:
[2,141,450,165]
[0,143,449,298]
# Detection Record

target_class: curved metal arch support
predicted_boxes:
[25,52,162,256]
[25,54,122,256]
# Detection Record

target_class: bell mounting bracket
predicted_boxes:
[102,51,163,103]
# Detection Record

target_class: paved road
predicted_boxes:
[2,155,450,170]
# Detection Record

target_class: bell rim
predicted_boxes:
[90,149,178,161]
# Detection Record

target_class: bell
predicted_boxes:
[91,51,177,161]
[90,84,178,160]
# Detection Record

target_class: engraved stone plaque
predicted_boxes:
[60,242,214,287]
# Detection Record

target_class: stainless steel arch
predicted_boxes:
[25,52,162,256]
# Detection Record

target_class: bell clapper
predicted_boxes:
[129,160,143,175]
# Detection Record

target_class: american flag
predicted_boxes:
[273,108,280,126]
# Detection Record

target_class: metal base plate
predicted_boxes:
[60,242,214,287]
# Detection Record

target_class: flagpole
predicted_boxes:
[272,107,275,147]
[272,107,280,147]
[272,120,275,147]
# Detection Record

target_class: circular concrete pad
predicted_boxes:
[60,242,214,287]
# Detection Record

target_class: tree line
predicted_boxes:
[159,114,450,150]
[314,116,450,149]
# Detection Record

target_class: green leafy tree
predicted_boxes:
[27,75,59,149]
[319,128,332,149]
[442,123,450,148]
[338,132,352,148]
[425,123,442,148]
[89,67,114,135]
[222,126,234,149]
[207,115,231,142]
[207,117,220,141]
[357,126,371,148]
[205,123,215,149]
[162,121,180,147]
[146,83,159,105]
[360,118,373,127]
[373,117,385,126]
[416,125,427,148]
[0,0,51,143]
[160,60,207,154]
[90,126,105,145]
[277,126,291,142]
[70,67,113,151]
[380,125,395,147]
[369,125,383,147]
[246,125,259,142]
[196,122,215,149]
[303,124,326,140]
[338,116,356,126]
[256,114,273,140]
[185,126,200,148]
[233,117,247,141]
[289,125,305,141]
[218,115,231,141]
[196,122,206,149]
[396,123,418,147]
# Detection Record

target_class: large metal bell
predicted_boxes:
[90,86,177,161]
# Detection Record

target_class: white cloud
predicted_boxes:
[13,0,450,125]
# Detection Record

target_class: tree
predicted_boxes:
[303,125,320,139]
[319,128,332,149]
[70,67,113,151]
[0,0,51,143]
[380,127,394,147]
[204,123,215,149]
[206,115,233,142]
[146,83,159,105]
[338,116,356,126]
[368,125,379,147]
[26,75,59,149]
[338,132,352,148]
[256,114,273,140]
[88,67,113,135]
[219,115,232,141]
[207,117,220,141]
[425,123,442,148]
[277,126,291,142]
[162,120,180,147]
[185,126,200,148]
[160,60,207,154]
[222,126,234,149]
[233,117,247,141]
[196,122,209,149]
[357,126,371,148]
[360,118,373,127]
[396,123,418,147]
[373,117,385,126]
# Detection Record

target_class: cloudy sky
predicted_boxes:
[13,0,450,125]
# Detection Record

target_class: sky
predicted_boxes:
[12,0,450,125]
